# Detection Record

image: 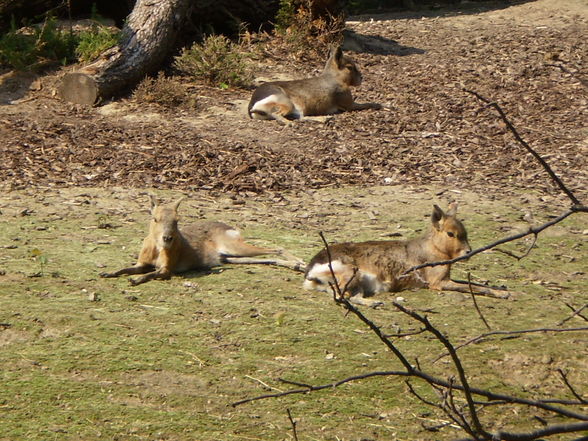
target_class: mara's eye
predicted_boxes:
[447,231,455,238]
[153,218,158,223]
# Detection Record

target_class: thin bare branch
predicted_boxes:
[232,370,410,407]
[463,88,582,206]
[392,302,489,439]
[557,369,587,404]
[406,380,439,408]
[468,273,491,330]
[286,408,299,441]
[458,421,588,441]
[319,231,344,300]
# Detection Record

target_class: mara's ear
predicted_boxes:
[149,194,158,214]
[431,204,445,230]
[446,202,458,217]
[172,197,185,212]
[327,45,344,67]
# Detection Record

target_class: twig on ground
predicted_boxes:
[494,233,537,260]
[545,62,588,88]
[245,375,284,393]
[557,369,587,404]
[559,303,588,325]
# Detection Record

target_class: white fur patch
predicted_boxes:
[303,278,324,291]
[305,261,389,296]
[250,94,302,120]
[225,229,241,239]
[215,229,243,255]
[251,94,282,110]
[305,260,346,283]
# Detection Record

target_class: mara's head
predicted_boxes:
[324,46,362,87]
[149,195,184,250]
[430,203,471,259]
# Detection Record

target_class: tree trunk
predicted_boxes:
[58,0,191,105]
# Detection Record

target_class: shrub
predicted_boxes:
[174,35,253,88]
[75,24,120,63]
[0,16,77,71]
[274,0,345,55]
[133,72,197,109]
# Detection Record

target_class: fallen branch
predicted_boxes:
[433,326,588,363]
[558,303,588,326]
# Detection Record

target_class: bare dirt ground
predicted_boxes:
[0,0,586,202]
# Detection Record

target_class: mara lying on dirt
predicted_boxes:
[304,203,508,306]
[100,196,304,285]
[247,46,381,124]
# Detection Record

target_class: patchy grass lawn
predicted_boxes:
[0,185,586,441]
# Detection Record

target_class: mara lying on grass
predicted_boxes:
[247,46,381,125]
[304,203,508,306]
[100,196,304,285]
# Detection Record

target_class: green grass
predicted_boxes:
[0,186,586,440]
[0,16,119,71]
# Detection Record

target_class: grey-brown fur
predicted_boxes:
[248,46,381,124]
[304,204,508,306]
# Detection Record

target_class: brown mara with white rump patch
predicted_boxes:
[247,46,381,125]
[100,196,304,285]
[304,203,508,306]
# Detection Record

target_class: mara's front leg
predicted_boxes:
[337,92,381,113]
[348,293,384,308]
[425,265,508,299]
[100,263,154,278]
[348,101,382,111]
[129,267,172,286]
[434,279,510,299]
[129,248,177,285]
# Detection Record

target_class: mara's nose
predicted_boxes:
[163,235,173,243]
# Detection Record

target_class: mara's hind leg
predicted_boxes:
[224,256,305,272]
[217,230,281,258]
[250,95,298,125]
[304,261,382,307]
[100,264,154,278]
